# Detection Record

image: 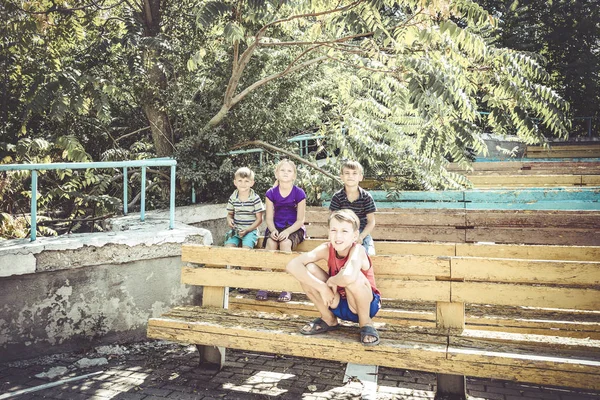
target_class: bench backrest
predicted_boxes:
[305,207,600,246]
[181,245,600,313]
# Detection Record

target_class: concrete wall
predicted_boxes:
[0,204,227,362]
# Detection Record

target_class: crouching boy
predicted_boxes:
[285,209,381,346]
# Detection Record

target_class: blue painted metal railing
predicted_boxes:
[0,159,177,241]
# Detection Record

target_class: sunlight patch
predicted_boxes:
[222,370,295,396]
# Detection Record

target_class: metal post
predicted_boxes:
[140,166,146,222]
[170,165,175,229]
[30,170,38,241]
[192,185,196,204]
[123,167,128,215]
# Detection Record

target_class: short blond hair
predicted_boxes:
[340,160,364,175]
[234,167,255,180]
[328,209,360,232]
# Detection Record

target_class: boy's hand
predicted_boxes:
[238,229,247,238]
[319,286,336,307]
[227,219,235,229]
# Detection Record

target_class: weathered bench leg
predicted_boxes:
[435,374,466,400]
[436,301,466,400]
[197,285,228,369]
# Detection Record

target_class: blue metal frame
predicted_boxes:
[0,159,177,241]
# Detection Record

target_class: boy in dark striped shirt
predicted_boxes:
[225,167,265,248]
[329,161,377,255]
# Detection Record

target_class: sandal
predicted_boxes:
[255,290,269,301]
[277,291,292,303]
[360,325,380,346]
[300,318,340,335]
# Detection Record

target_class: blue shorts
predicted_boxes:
[330,292,381,323]
[224,229,259,248]
[361,234,376,255]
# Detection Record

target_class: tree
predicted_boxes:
[475,0,600,137]
[191,0,569,182]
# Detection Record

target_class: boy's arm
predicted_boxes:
[359,213,376,242]
[327,245,368,287]
[226,212,235,229]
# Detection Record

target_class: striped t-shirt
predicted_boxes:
[329,187,376,232]
[226,189,265,232]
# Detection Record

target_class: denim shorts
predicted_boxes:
[224,229,259,248]
[361,234,376,255]
[330,292,381,323]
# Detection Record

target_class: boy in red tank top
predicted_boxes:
[285,209,381,346]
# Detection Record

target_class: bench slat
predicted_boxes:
[181,267,452,302]
[452,258,600,285]
[452,282,600,311]
[181,245,451,277]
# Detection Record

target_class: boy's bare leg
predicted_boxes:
[344,274,378,344]
[295,263,339,330]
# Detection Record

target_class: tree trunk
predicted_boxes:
[139,0,173,157]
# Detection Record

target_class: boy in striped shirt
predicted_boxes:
[329,161,377,255]
[225,167,265,248]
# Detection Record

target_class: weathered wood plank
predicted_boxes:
[295,239,600,261]
[451,258,600,285]
[181,267,452,302]
[466,227,600,246]
[307,207,466,226]
[464,209,600,228]
[451,282,600,310]
[447,161,600,175]
[468,175,583,187]
[308,224,467,242]
[181,245,452,277]
[454,243,600,261]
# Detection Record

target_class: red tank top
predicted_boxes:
[327,243,380,298]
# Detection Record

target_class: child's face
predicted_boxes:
[234,176,254,193]
[340,167,363,187]
[328,218,359,253]
[276,163,296,183]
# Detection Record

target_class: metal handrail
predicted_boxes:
[0,158,177,241]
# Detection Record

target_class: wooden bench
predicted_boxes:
[147,244,600,396]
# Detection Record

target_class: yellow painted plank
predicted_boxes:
[451,257,600,285]
[451,282,600,311]
[468,175,582,187]
[182,267,452,302]
[181,245,451,277]
[455,243,600,261]
[582,175,600,185]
